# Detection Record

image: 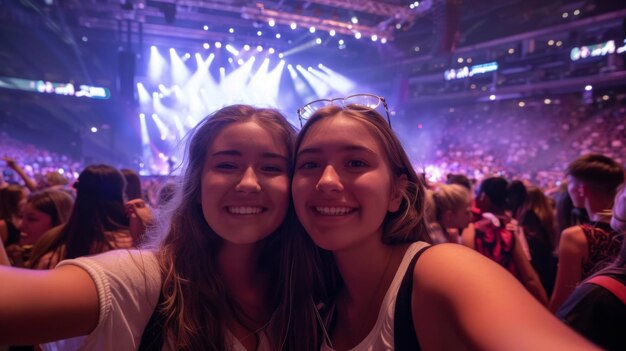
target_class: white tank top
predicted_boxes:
[320,241,430,351]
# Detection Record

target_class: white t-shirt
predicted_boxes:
[41,249,161,351]
[40,249,271,351]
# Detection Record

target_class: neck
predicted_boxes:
[591,209,613,223]
[333,234,400,306]
[217,241,265,294]
[586,197,614,223]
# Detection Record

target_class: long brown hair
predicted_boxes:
[25,189,74,227]
[520,186,558,251]
[0,184,25,222]
[294,104,431,308]
[30,164,128,269]
[146,105,321,350]
[295,104,430,245]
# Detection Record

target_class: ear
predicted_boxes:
[388,174,408,212]
[578,182,587,199]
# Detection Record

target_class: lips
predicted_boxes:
[227,206,265,215]
[314,206,357,216]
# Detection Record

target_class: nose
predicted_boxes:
[235,167,261,193]
[316,165,344,193]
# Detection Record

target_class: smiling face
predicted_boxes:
[200,121,290,245]
[292,114,403,252]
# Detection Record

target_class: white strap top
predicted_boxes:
[320,241,430,351]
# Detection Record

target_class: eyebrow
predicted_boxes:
[211,150,288,161]
[297,145,376,157]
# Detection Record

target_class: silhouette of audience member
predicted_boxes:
[463,177,548,305]
[29,165,132,269]
[519,186,559,296]
[121,168,143,201]
[0,184,26,248]
[8,190,74,267]
[426,184,472,244]
[557,183,626,350]
[550,154,625,311]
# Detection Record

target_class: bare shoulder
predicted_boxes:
[559,226,587,254]
[413,243,493,280]
[413,244,516,297]
[412,243,530,300]
[410,244,600,350]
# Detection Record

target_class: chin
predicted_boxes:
[307,233,350,252]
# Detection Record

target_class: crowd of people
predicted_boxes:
[0,98,624,350]
[411,98,625,189]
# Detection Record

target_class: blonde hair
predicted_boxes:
[432,184,471,222]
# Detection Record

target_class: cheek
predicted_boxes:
[291,177,310,206]
[270,177,290,210]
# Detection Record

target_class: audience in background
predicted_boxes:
[557,183,626,350]
[426,184,472,244]
[519,186,559,297]
[28,164,132,269]
[121,168,153,244]
[462,176,548,305]
[414,102,625,189]
[550,154,625,311]
[8,190,74,267]
[0,184,26,248]
[121,168,143,201]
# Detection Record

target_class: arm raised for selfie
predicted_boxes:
[412,244,598,351]
[0,265,99,344]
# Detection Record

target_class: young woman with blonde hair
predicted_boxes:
[427,184,472,244]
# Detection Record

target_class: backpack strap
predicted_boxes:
[138,292,166,351]
[393,245,432,351]
[585,275,626,305]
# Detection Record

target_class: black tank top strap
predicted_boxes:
[393,245,432,350]
[138,291,165,351]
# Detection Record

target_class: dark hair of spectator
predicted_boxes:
[0,184,24,221]
[507,180,528,219]
[121,168,143,200]
[446,173,472,190]
[478,177,509,210]
[566,154,625,195]
[33,164,128,266]
[26,189,74,227]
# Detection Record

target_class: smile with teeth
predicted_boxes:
[227,206,265,215]
[315,206,356,216]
